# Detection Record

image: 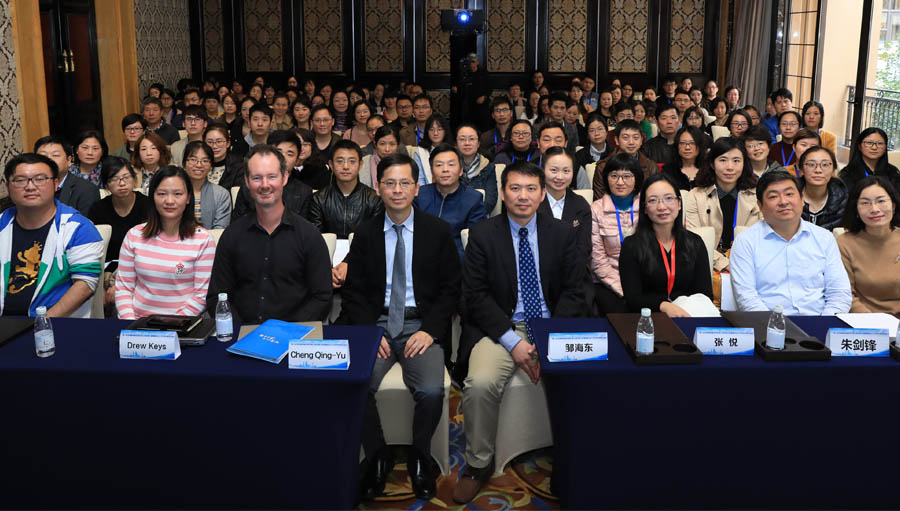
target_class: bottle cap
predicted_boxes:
[641,308,651,316]
[218,293,228,301]
[773,305,783,313]
[35,306,47,315]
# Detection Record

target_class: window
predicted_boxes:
[784,0,820,106]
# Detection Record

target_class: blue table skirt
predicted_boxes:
[0,318,381,509]
[532,316,900,509]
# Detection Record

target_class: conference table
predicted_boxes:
[0,318,381,510]
[532,315,900,510]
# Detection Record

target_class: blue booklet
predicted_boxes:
[226,319,317,364]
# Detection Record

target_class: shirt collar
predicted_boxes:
[761,217,809,241]
[508,213,537,236]
[383,208,415,233]
[248,207,297,232]
[590,144,606,160]
[716,186,739,200]
[548,193,565,209]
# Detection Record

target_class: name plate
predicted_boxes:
[288,339,350,370]
[119,330,181,360]
[826,328,889,357]
[692,327,754,355]
[547,332,607,362]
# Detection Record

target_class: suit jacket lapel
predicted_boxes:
[497,216,517,305]
[376,213,388,299]
[536,213,552,302]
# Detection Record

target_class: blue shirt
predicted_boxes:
[730,219,851,315]
[762,116,780,143]
[498,214,551,351]
[582,91,599,110]
[383,209,417,308]
[413,183,488,260]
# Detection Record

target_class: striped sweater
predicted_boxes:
[115,224,216,319]
[0,200,103,318]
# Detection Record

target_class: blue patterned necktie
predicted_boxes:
[518,227,541,343]
[387,224,406,339]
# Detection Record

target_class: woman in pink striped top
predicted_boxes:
[115,166,217,319]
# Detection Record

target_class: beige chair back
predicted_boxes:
[322,233,337,262]
[92,224,112,319]
[650,123,658,138]
[575,146,584,153]
[491,164,505,217]
[209,228,225,245]
[703,115,716,125]
[888,151,900,169]
[711,125,730,141]
[99,189,111,199]
[687,225,715,280]
[573,189,593,203]
[230,186,240,207]
[585,162,597,188]
[833,227,846,239]
[461,228,469,250]
[405,145,417,158]
[475,188,485,201]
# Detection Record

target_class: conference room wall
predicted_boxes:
[0,0,24,177]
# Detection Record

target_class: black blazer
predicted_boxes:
[336,210,461,345]
[458,212,590,376]
[537,189,591,268]
[56,173,100,217]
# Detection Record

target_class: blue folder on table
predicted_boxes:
[226,319,317,364]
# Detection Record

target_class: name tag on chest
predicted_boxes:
[547,332,608,362]
[288,339,351,370]
[826,328,889,357]
[692,327,754,355]
[119,330,181,360]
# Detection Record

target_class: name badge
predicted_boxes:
[826,328,890,357]
[288,339,350,370]
[547,332,607,362]
[119,330,181,360]
[692,327,754,355]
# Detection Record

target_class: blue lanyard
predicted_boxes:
[512,152,532,163]
[781,144,795,172]
[615,203,634,244]
[732,195,739,231]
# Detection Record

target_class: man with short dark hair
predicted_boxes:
[641,103,679,169]
[452,161,589,504]
[34,136,100,217]
[673,89,693,118]
[245,103,273,149]
[479,96,514,161]
[142,97,179,144]
[112,114,147,160]
[202,91,220,121]
[310,104,342,160]
[655,76,678,113]
[170,105,208,166]
[763,88,794,143]
[1,153,103,318]
[172,88,202,130]
[581,75,599,110]
[339,152,460,502]
[542,93,579,154]
[592,119,659,198]
[730,170,851,314]
[207,144,332,323]
[232,130,314,221]
[399,95,433,147]
[391,95,414,131]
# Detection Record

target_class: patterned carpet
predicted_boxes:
[359,386,559,510]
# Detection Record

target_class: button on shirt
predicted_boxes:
[498,215,550,351]
[547,194,565,220]
[729,219,852,315]
[383,209,416,308]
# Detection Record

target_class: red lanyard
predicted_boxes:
[658,238,676,297]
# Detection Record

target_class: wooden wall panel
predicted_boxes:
[303,0,343,73]
[547,0,587,73]
[669,0,705,73]
[485,0,526,73]
[203,0,224,73]
[608,0,649,73]
[243,0,282,72]
[363,0,403,72]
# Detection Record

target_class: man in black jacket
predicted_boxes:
[308,140,383,239]
[452,161,589,504]
[231,130,313,220]
[34,136,100,217]
[337,152,461,502]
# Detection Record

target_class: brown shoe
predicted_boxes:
[452,465,491,504]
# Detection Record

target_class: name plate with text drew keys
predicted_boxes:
[288,339,350,370]
[692,327,754,355]
[826,328,889,357]
[119,330,181,360]
[547,332,608,362]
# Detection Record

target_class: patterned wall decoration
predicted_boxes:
[203,0,224,73]
[486,0,526,73]
[243,0,283,72]
[548,0,587,73]
[608,0,649,73]
[303,0,343,73]
[363,0,403,72]
[669,0,705,73]
[134,0,192,94]
[424,0,453,73]
[0,0,21,197]
[427,90,450,118]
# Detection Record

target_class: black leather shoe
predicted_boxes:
[409,454,436,501]
[360,450,394,501]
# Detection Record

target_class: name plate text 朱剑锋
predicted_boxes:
[826,328,889,357]
[119,330,181,360]
[692,327,754,355]
[288,339,350,370]
[547,332,608,362]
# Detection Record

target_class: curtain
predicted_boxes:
[726,0,772,109]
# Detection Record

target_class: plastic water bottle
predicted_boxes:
[636,308,654,355]
[766,305,786,350]
[215,293,233,343]
[34,306,55,358]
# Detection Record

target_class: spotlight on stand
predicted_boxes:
[441,9,484,32]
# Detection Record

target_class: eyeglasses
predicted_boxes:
[124,126,144,133]
[186,157,211,165]
[428,126,445,133]
[380,180,415,189]
[587,128,606,134]
[10,175,53,188]
[781,122,799,128]
[206,138,228,146]
[803,161,834,171]
[730,122,748,128]
[313,117,332,124]
[511,130,531,138]
[862,140,886,148]
[109,174,133,184]
[646,195,679,207]
[493,107,511,113]
[413,105,431,111]
[608,172,635,182]
[745,142,768,151]
[678,141,697,147]
[858,198,892,209]
[184,116,204,123]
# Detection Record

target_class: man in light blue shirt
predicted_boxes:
[730,170,851,315]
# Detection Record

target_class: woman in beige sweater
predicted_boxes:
[837,176,900,314]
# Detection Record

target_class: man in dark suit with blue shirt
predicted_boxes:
[337,152,461,502]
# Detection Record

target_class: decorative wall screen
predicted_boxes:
[608,0,649,73]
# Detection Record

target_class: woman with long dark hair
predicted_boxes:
[115,166,216,319]
[413,115,451,185]
[70,130,108,186]
[619,173,713,316]
[840,127,900,193]
[663,126,708,190]
[798,146,847,231]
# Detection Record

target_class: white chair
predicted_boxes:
[405,145,417,158]
[679,189,690,226]
[711,125,730,141]
[575,145,583,153]
[370,365,452,476]
[461,228,469,251]
[209,228,224,245]
[888,151,900,170]
[491,164,505,217]
[475,188,485,201]
[585,162,597,189]
[704,115,717,125]
[99,189,110,199]
[230,186,240,207]
[650,123,658,138]
[91,225,111,319]
[833,227,846,239]
[776,134,782,142]
[687,225,715,280]
[321,233,337,263]
[573,188,593,203]
[493,371,553,474]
